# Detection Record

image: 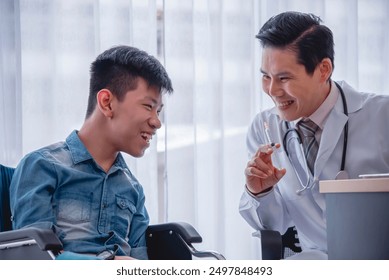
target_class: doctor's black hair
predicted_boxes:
[86,45,173,119]
[256,11,334,75]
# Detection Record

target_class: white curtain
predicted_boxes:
[163,0,259,259]
[0,0,22,166]
[1,0,388,260]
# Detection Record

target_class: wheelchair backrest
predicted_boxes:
[0,164,15,232]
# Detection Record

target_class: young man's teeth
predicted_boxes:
[141,133,151,143]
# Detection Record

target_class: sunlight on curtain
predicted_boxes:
[19,0,94,153]
[0,0,22,167]
[163,0,259,259]
[356,0,389,93]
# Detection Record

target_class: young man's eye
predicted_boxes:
[144,104,152,110]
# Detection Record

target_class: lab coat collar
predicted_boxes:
[314,80,363,177]
[334,80,364,114]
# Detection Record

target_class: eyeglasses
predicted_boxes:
[283,128,318,194]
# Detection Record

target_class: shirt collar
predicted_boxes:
[293,80,339,129]
[66,130,93,164]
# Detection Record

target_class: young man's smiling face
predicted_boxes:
[108,77,163,157]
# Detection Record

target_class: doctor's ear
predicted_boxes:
[318,58,333,82]
[96,89,114,118]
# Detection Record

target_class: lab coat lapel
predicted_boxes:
[314,96,348,178]
[314,81,363,177]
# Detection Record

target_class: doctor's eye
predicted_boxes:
[262,74,270,81]
[279,76,290,82]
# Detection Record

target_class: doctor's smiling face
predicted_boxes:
[261,47,332,121]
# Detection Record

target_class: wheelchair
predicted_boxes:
[257,226,302,260]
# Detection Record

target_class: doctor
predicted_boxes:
[239,11,389,259]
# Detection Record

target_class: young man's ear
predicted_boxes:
[319,58,333,82]
[96,89,114,118]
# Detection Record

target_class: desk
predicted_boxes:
[320,177,389,260]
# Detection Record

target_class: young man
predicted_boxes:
[239,12,389,259]
[10,45,173,260]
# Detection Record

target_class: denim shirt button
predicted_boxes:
[120,201,126,208]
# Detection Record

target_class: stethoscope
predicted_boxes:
[282,81,349,194]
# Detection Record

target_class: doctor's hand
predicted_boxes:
[245,143,286,195]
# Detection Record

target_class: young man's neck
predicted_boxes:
[78,120,118,173]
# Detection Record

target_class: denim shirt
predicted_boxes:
[9,130,149,259]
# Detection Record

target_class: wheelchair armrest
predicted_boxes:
[0,227,63,251]
[146,222,226,260]
[256,229,283,260]
[147,222,202,244]
[281,226,302,255]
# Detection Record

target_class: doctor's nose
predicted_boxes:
[262,79,282,96]
[266,80,282,97]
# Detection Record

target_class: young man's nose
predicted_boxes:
[149,115,162,129]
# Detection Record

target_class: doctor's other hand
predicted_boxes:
[245,143,286,195]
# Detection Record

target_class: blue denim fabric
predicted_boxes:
[9,130,149,259]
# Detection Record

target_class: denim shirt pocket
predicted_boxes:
[114,196,137,238]
[57,192,93,223]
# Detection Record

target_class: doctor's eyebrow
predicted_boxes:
[260,69,293,77]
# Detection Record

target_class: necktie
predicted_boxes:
[297,119,319,175]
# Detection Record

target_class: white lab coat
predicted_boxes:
[239,81,389,254]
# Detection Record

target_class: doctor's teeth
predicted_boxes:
[278,101,293,107]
